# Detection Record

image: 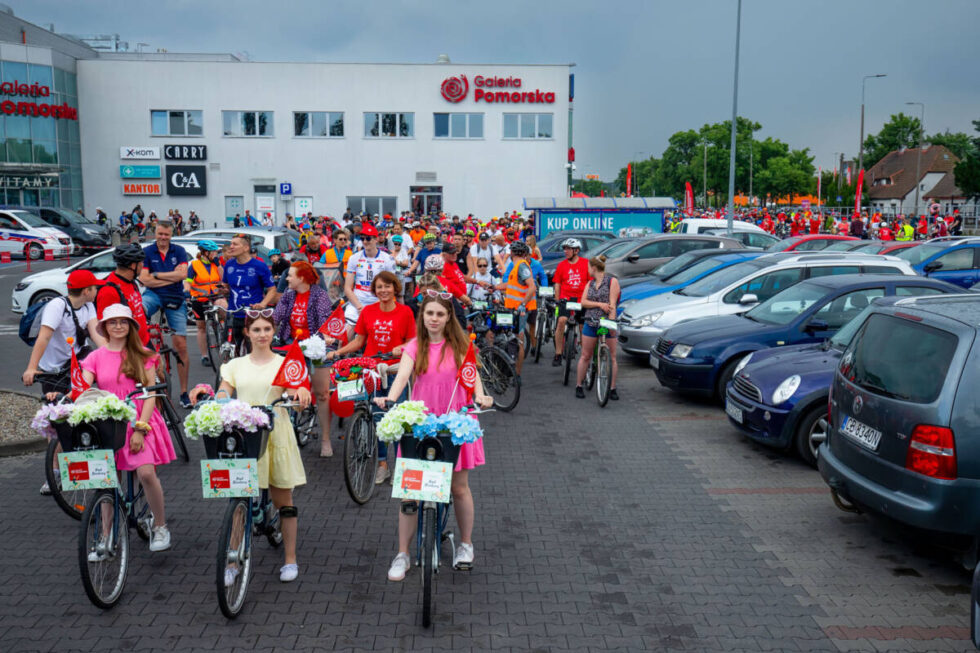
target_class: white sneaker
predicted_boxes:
[375,465,391,485]
[453,542,474,570]
[387,552,410,581]
[224,566,239,587]
[280,563,299,582]
[149,525,171,552]
[87,536,109,562]
[40,481,52,496]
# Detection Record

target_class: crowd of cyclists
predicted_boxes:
[23,207,625,587]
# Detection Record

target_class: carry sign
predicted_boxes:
[391,458,453,503]
[59,450,117,490]
[201,459,259,498]
[336,378,366,401]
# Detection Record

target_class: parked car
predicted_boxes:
[11,240,220,313]
[1,205,110,254]
[595,234,744,279]
[766,235,858,252]
[849,241,918,256]
[726,283,965,467]
[893,237,980,289]
[678,218,767,235]
[185,226,296,256]
[542,237,627,276]
[616,252,916,356]
[537,232,616,262]
[546,229,620,243]
[620,248,752,289]
[818,294,980,539]
[617,251,763,317]
[702,228,781,249]
[0,208,72,260]
[820,240,875,252]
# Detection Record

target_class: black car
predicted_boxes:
[1,205,110,254]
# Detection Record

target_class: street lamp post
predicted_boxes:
[858,74,887,172]
[703,140,708,208]
[726,0,742,235]
[906,102,925,218]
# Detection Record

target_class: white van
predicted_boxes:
[679,218,766,235]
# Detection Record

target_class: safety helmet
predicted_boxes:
[197,240,220,252]
[269,248,281,256]
[424,255,445,271]
[562,238,582,250]
[509,240,530,256]
[112,243,145,266]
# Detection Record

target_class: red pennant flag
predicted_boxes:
[67,337,90,400]
[625,163,632,197]
[271,339,311,391]
[684,182,694,216]
[318,302,348,346]
[854,169,865,215]
[456,338,478,398]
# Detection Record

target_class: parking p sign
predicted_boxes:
[279,182,292,196]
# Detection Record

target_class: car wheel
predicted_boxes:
[795,404,829,468]
[26,243,43,260]
[714,358,740,404]
[30,290,60,306]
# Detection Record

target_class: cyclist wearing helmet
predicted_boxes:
[552,238,589,367]
[496,240,536,378]
[268,248,290,280]
[501,239,548,357]
[408,232,441,276]
[185,240,227,367]
[97,243,151,345]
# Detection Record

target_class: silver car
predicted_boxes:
[616,252,917,357]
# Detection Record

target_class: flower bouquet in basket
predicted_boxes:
[412,411,485,445]
[55,390,138,451]
[184,399,272,459]
[30,402,73,440]
[298,336,327,366]
[376,401,428,443]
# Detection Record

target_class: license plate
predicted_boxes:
[649,353,660,369]
[841,415,882,450]
[565,302,582,311]
[538,286,554,297]
[472,300,488,310]
[725,399,743,423]
[599,318,617,332]
[496,313,513,327]
[201,459,259,498]
[336,378,367,401]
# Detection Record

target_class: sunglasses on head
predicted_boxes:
[424,289,453,300]
[245,307,274,318]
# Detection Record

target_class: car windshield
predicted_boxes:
[851,243,884,254]
[822,241,859,251]
[677,260,767,297]
[894,244,945,266]
[600,241,638,259]
[9,210,48,228]
[651,251,705,278]
[746,283,827,325]
[829,304,878,350]
[53,208,96,224]
[664,257,735,284]
[580,240,620,258]
[845,313,957,403]
[766,237,801,251]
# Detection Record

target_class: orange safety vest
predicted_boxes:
[188,259,220,299]
[409,228,426,244]
[320,247,351,270]
[503,260,536,311]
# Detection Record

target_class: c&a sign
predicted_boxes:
[166,165,207,196]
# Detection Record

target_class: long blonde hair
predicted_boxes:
[118,326,153,386]
[414,295,469,377]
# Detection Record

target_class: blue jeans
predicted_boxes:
[142,289,188,336]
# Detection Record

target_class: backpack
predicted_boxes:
[20,295,87,348]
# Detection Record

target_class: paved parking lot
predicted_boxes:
[0,284,976,652]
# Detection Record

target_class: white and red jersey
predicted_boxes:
[346,249,396,307]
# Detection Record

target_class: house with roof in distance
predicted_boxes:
[867,145,977,217]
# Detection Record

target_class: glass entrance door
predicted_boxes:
[410,186,442,217]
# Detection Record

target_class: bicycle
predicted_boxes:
[77,383,170,609]
[215,307,251,389]
[560,300,583,387]
[200,395,287,619]
[392,404,494,627]
[533,288,557,364]
[139,328,190,463]
[36,370,93,520]
[582,318,617,407]
[146,320,184,403]
[467,303,520,412]
[191,293,227,372]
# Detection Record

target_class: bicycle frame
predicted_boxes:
[415,500,453,568]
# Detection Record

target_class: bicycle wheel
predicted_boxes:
[562,327,578,387]
[160,397,190,463]
[584,349,597,391]
[205,318,222,371]
[343,408,378,505]
[216,498,252,619]
[533,310,546,364]
[596,344,612,407]
[483,347,520,412]
[264,499,283,548]
[421,506,436,628]
[292,405,319,448]
[78,490,129,609]
[157,353,173,402]
[46,439,91,520]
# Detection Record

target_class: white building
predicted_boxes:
[0,9,574,225]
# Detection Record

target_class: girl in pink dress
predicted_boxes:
[376,291,494,581]
[81,303,176,552]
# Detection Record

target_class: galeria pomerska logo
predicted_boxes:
[441,75,468,103]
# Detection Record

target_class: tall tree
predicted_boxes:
[953,119,980,198]
[928,130,973,160]
[862,112,923,169]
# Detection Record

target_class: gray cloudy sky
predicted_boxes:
[11,0,980,181]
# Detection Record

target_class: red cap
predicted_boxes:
[360,223,379,237]
[66,269,105,290]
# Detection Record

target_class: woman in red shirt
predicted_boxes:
[327,271,415,483]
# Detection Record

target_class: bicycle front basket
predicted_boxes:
[203,427,270,460]
[398,433,461,466]
[66,418,128,452]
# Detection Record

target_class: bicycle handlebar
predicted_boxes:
[127,382,169,399]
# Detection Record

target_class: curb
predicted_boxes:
[0,388,46,458]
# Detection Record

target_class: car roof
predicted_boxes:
[887,294,980,328]
[798,273,957,291]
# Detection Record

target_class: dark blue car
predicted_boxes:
[894,238,980,289]
[652,274,961,407]
[724,282,965,467]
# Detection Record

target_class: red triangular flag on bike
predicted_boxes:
[318,301,348,346]
[67,337,90,400]
[456,335,478,398]
[271,339,311,391]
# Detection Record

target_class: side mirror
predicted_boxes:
[738,293,759,305]
[805,318,830,333]
[923,261,943,273]
[627,253,640,263]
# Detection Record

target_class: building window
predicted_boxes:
[364,112,414,138]
[151,110,203,137]
[294,112,344,138]
[434,113,483,139]
[222,111,274,137]
[503,113,553,140]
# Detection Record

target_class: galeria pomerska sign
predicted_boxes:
[0,81,77,120]
[441,74,555,104]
